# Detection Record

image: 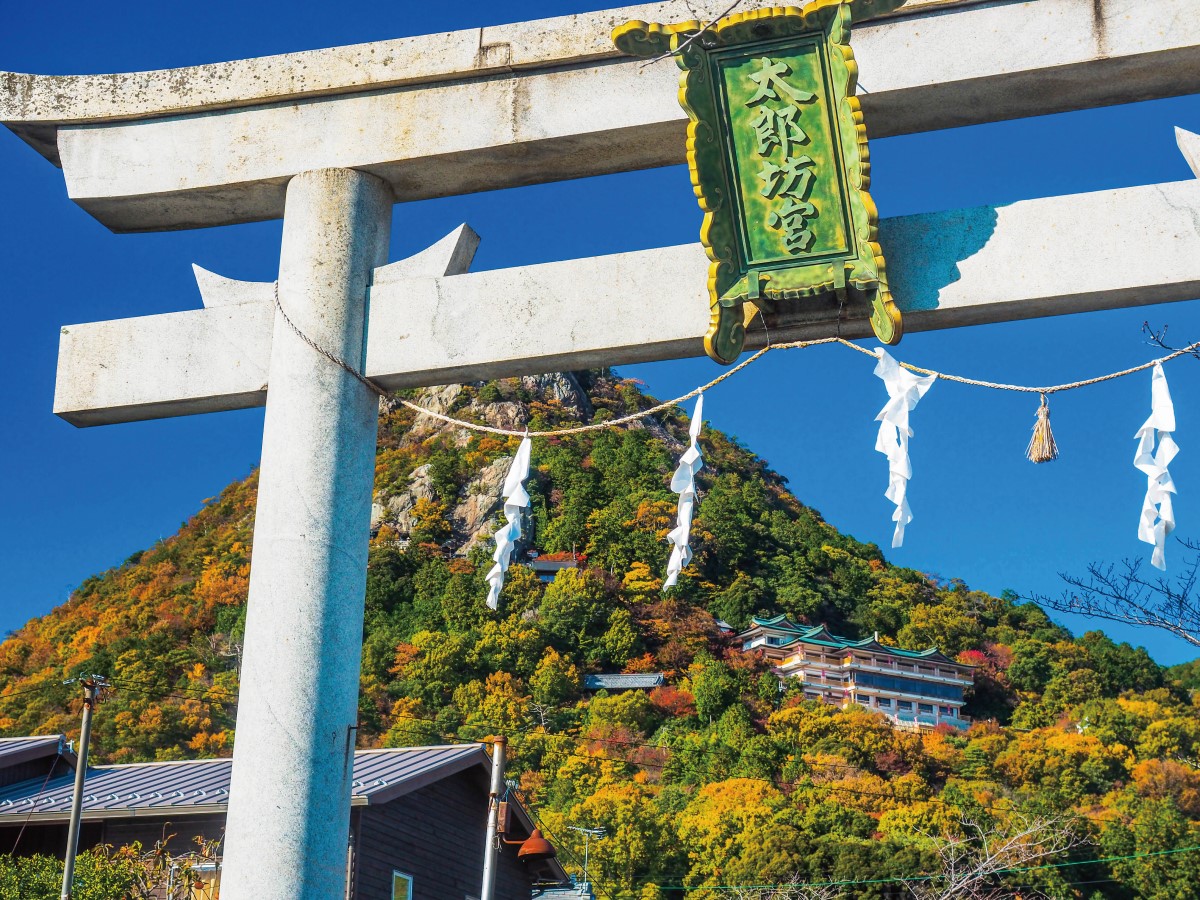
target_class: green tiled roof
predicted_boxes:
[746,617,969,667]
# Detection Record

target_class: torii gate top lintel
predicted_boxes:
[0,0,930,152]
[2,0,1196,232]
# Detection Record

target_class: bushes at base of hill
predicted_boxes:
[0,849,139,900]
[0,839,221,900]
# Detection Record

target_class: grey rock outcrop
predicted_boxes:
[373,463,436,533]
[452,456,512,549]
[371,372,601,547]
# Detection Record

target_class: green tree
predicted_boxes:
[690,655,738,723]
[408,498,452,547]
[1005,639,1055,694]
[538,568,620,665]
[530,648,582,709]
[676,778,807,889]
[1103,798,1200,900]
[897,602,983,656]
[1042,669,1105,715]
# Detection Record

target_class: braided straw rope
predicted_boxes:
[828,336,1200,394]
[272,284,1200,439]
[389,344,776,437]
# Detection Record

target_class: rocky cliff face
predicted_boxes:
[371,372,598,550]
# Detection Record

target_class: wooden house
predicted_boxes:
[0,738,566,899]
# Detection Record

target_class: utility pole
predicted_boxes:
[566,826,605,896]
[480,735,507,900]
[61,675,106,900]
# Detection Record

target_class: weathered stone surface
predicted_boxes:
[626,410,680,452]
[373,224,479,280]
[192,264,274,309]
[221,168,392,900]
[520,372,593,419]
[1180,127,1200,179]
[473,400,528,433]
[370,501,387,531]
[0,2,979,132]
[5,0,1196,230]
[372,373,596,547]
[379,463,436,534]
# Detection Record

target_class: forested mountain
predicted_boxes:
[3,371,1199,898]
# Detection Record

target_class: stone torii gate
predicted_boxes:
[3,1,1199,898]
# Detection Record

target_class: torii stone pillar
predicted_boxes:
[220,168,392,900]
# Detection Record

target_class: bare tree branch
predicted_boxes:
[638,0,747,68]
[1028,540,1200,648]
[1142,321,1200,360]
[729,877,844,900]
[904,813,1086,900]
[1025,323,1200,646]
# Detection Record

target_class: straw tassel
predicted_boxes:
[1026,393,1059,463]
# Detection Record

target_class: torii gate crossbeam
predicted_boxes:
[50,177,1200,427]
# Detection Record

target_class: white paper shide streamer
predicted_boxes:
[873,348,936,548]
[665,394,705,589]
[1134,362,1179,570]
[486,437,533,609]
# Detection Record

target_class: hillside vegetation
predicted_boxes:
[3,371,1200,898]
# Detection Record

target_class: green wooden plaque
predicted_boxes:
[614,1,906,364]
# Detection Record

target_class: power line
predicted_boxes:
[6,674,1190,897]
[643,844,1200,892]
[0,676,1150,827]
[0,670,1003,789]
[0,682,66,700]
[107,683,237,710]
[512,745,1015,814]
[105,675,237,701]
[364,707,1030,813]
[7,749,63,856]
[512,789,620,900]
[394,708,893,775]
[0,677,1043,814]
[2,674,238,705]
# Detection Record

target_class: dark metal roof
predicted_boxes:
[583,674,664,691]
[349,745,486,806]
[0,743,486,824]
[537,884,593,899]
[0,735,68,769]
[529,559,578,571]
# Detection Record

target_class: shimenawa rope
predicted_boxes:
[272,283,1200,440]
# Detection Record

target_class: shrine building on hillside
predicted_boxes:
[739,616,974,731]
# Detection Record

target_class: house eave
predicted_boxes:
[0,803,231,825]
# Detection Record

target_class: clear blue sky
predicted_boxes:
[2,1,1199,664]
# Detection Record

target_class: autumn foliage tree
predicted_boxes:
[2,373,1199,896]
